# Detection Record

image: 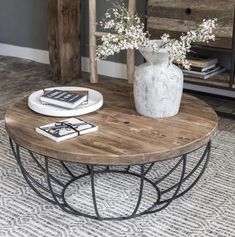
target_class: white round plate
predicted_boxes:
[28,86,103,117]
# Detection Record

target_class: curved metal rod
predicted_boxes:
[9,138,17,159]
[144,163,155,175]
[9,137,212,221]
[154,157,183,185]
[28,150,64,187]
[86,165,91,173]
[161,142,211,195]
[60,161,76,178]
[18,163,61,198]
[147,154,187,213]
[45,157,80,215]
[159,141,211,203]
[61,171,103,220]
[9,140,56,204]
[90,165,101,219]
[89,169,161,220]
[10,145,62,198]
[61,169,161,220]
[130,164,145,217]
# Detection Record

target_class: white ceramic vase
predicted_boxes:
[134,40,184,118]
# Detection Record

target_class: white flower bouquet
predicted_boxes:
[96,5,217,69]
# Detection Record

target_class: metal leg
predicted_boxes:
[130,164,145,217]
[28,151,64,187]
[90,165,101,219]
[45,158,77,215]
[9,138,212,221]
[60,161,76,178]
[9,139,57,204]
[146,155,187,213]
[159,142,211,202]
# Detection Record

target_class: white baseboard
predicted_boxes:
[81,57,127,80]
[0,43,234,97]
[0,43,127,79]
[0,43,50,64]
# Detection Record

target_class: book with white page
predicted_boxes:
[40,90,88,109]
[36,118,98,142]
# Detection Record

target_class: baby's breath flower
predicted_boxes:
[96,6,217,70]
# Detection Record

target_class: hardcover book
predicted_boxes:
[36,118,98,142]
[186,52,218,68]
[40,89,88,109]
[187,56,218,68]
[183,66,226,79]
[190,64,216,72]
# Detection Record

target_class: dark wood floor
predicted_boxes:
[0,55,235,133]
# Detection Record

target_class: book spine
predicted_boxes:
[188,59,218,68]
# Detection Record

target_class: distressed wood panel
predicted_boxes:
[89,0,98,83]
[148,0,235,49]
[48,0,81,84]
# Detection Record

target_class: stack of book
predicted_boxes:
[40,89,89,109]
[36,117,98,142]
[36,90,98,142]
[182,54,226,80]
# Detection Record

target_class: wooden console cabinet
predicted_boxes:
[147,0,235,95]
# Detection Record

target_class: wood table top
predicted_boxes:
[5,80,218,165]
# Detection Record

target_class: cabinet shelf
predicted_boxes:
[192,45,234,54]
[184,72,235,90]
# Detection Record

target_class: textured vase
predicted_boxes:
[134,41,184,118]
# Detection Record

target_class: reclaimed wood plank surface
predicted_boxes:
[148,0,235,49]
[5,80,218,165]
[48,0,81,83]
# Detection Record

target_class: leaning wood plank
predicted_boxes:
[127,0,136,84]
[89,0,98,83]
[48,0,81,84]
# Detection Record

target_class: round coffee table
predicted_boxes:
[5,91,218,221]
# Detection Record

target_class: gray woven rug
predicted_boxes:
[0,120,235,237]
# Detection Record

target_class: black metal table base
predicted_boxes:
[9,138,211,221]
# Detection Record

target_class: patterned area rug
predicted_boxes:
[0,120,235,237]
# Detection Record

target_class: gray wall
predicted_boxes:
[0,0,145,63]
[0,0,48,50]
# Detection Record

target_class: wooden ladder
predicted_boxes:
[89,0,136,83]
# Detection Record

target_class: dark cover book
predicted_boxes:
[40,90,88,109]
[183,66,226,79]
[186,52,218,68]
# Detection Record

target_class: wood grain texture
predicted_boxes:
[127,0,136,84]
[89,0,98,83]
[184,72,235,89]
[5,82,218,165]
[48,0,81,83]
[147,0,235,49]
[0,55,234,132]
